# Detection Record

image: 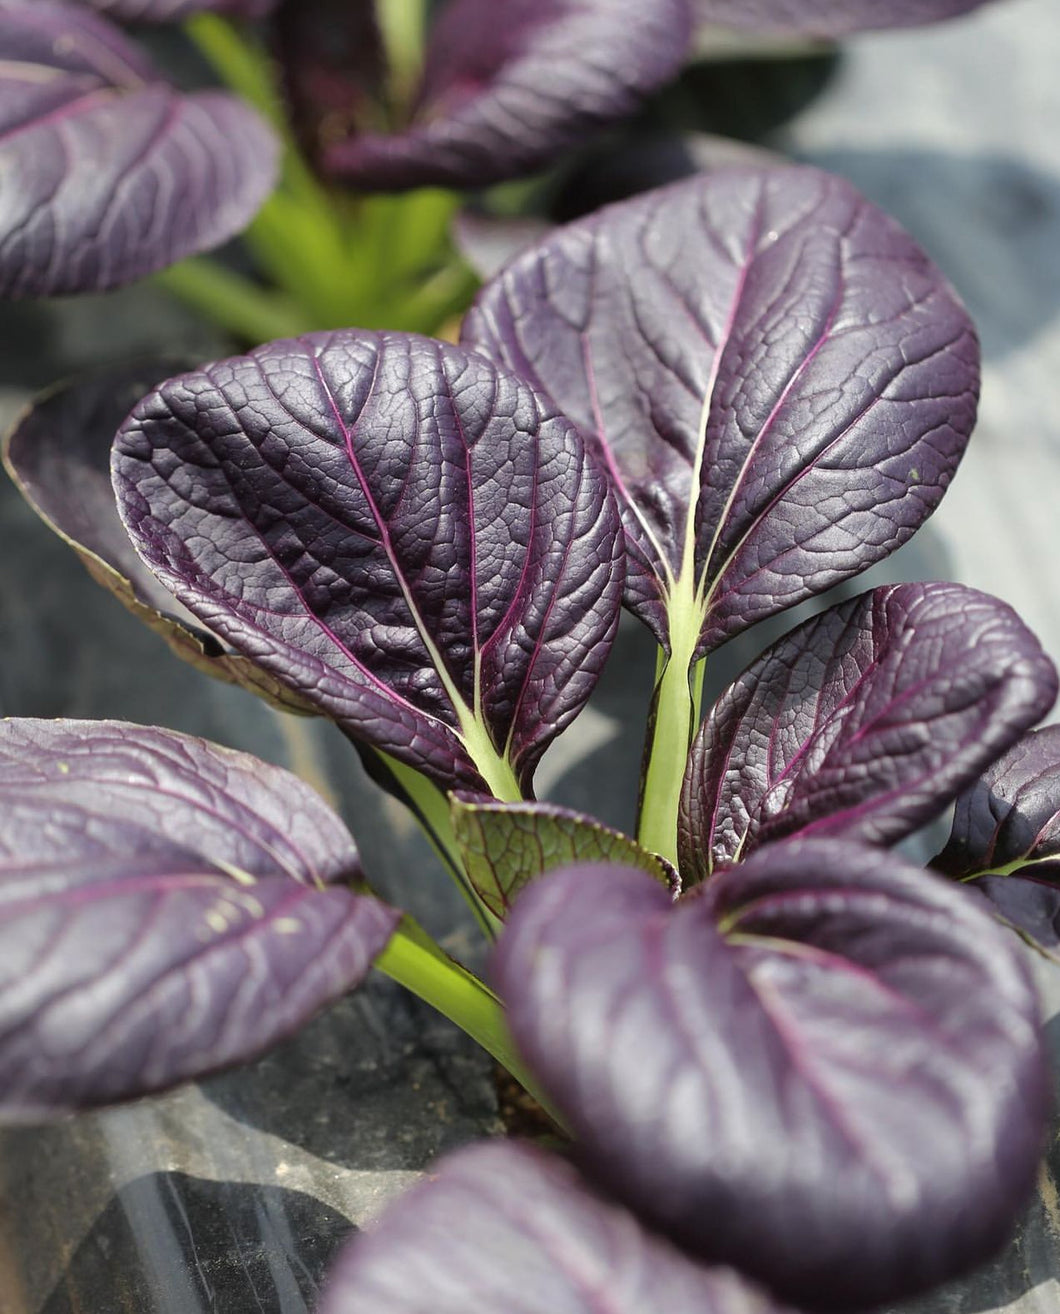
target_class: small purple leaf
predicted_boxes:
[323,0,693,190]
[320,1140,790,1314]
[0,719,398,1118]
[694,0,994,38]
[112,331,623,795]
[0,2,279,297]
[4,361,316,714]
[451,796,675,918]
[464,167,980,656]
[979,876,1060,957]
[679,583,1058,881]
[493,844,1048,1309]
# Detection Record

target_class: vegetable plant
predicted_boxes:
[2,1,1057,1312]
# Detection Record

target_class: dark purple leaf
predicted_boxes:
[695,0,994,38]
[112,331,624,796]
[492,844,1048,1309]
[85,0,277,19]
[978,876,1060,956]
[0,718,398,1118]
[3,361,316,714]
[935,726,1060,880]
[320,1139,790,1314]
[0,2,279,297]
[679,583,1058,882]
[463,166,980,656]
[323,0,693,191]
[451,796,675,918]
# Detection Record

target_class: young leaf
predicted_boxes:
[492,844,1048,1309]
[463,166,980,658]
[679,583,1058,882]
[323,0,694,190]
[0,2,279,297]
[0,719,398,1118]
[112,331,624,797]
[320,1140,790,1314]
[450,796,676,918]
[4,361,315,714]
[694,0,994,38]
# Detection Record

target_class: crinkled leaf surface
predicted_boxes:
[0,2,279,297]
[3,361,315,714]
[323,0,693,190]
[679,583,1058,881]
[85,0,276,19]
[320,1140,790,1314]
[113,331,623,795]
[451,796,675,917]
[493,844,1048,1309]
[695,0,993,38]
[0,718,398,1119]
[464,167,979,655]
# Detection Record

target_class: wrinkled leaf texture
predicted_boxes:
[4,360,316,714]
[464,166,980,656]
[323,0,693,190]
[0,719,397,1119]
[451,796,675,917]
[493,847,1048,1310]
[679,582,1058,881]
[113,331,623,795]
[320,1140,790,1314]
[0,2,278,296]
[695,0,994,37]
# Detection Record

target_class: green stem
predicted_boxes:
[636,597,706,866]
[376,0,429,111]
[375,917,566,1129]
[154,259,315,343]
[959,853,1060,881]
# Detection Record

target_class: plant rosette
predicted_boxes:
[4,162,1060,1313]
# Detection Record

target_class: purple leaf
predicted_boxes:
[935,726,1060,880]
[320,1140,790,1314]
[450,796,675,918]
[3,361,316,714]
[0,2,279,297]
[112,331,624,795]
[85,0,277,19]
[493,845,1049,1309]
[323,0,693,191]
[463,166,980,656]
[679,583,1058,881]
[694,0,994,38]
[0,719,398,1118]
[978,876,1060,956]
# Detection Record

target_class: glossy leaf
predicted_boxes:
[934,726,1060,880]
[113,331,624,796]
[493,844,1048,1309]
[323,0,693,190]
[451,796,675,917]
[679,583,1058,881]
[0,2,279,297]
[695,0,994,38]
[3,361,315,714]
[320,1140,790,1314]
[464,166,980,655]
[0,718,398,1118]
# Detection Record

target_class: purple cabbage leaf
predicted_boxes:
[0,1,279,297]
[0,718,399,1119]
[321,0,694,191]
[694,0,996,38]
[933,726,1060,952]
[492,844,1049,1309]
[450,796,676,919]
[112,331,624,797]
[320,1139,791,1314]
[463,166,980,662]
[678,582,1058,882]
[3,360,315,714]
